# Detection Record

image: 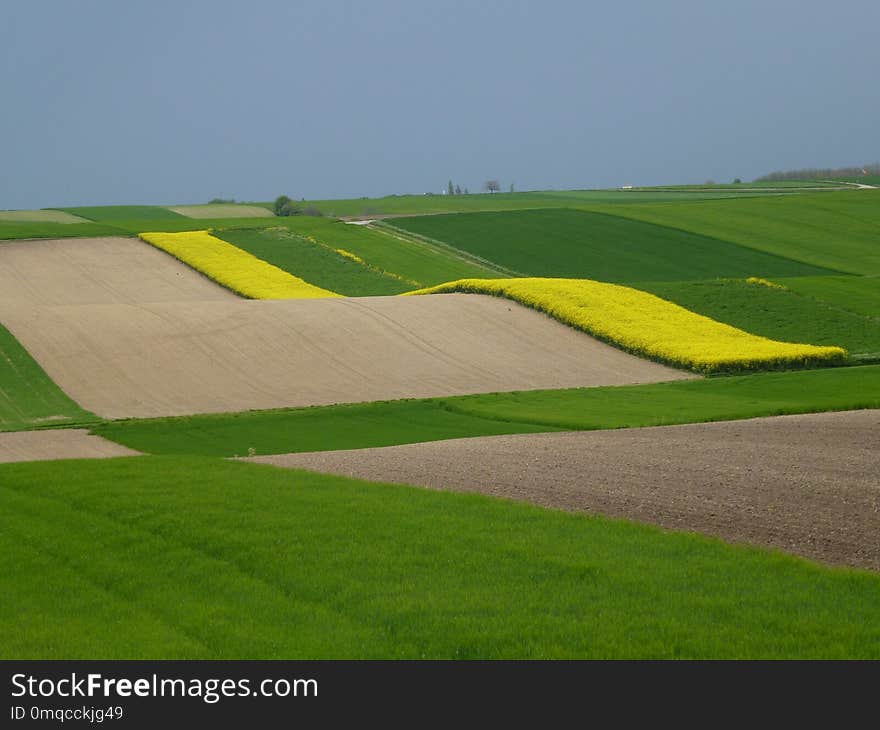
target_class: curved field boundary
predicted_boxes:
[0,294,693,419]
[408,278,847,373]
[0,237,237,307]
[0,322,98,432]
[140,230,341,299]
[251,409,880,572]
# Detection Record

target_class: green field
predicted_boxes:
[94,398,555,456]
[59,205,188,221]
[226,218,500,286]
[640,278,880,355]
[0,324,99,432]
[581,191,880,275]
[388,208,837,282]
[2,455,879,659]
[216,227,414,296]
[773,275,880,319]
[94,366,880,456]
[0,221,127,241]
[3,185,879,660]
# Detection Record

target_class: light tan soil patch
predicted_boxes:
[249,410,880,572]
[0,429,141,463]
[0,237,237,308]
[0,209,89,224]
[0,294,694,419]
[167,204,274,219]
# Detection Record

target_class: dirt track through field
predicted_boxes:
[249,410,880,571]
[0,293,694,418]
[0,429,141,463]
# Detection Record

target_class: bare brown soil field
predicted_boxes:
[0,429,140,463]
[249,410,880,571]
[0,237,237,308]
[0,293,693,418]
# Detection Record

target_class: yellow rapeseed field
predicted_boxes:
[407,278,847,373]
[139,231,340,299]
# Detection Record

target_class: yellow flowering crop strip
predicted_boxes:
[139,231,341,299]
[335,248,367,264]
[746,276,787,290]
[406,278,847,373]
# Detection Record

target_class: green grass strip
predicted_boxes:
[0,214,294,241]
[0,221,125,241]
[0,323,99,432]
[442,365,880,430]
[93,366,880,457]
[94,398,558,456]
[2,455,879,659]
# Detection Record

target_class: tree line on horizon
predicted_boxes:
[756,162,880,182]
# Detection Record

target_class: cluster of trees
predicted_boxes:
[273,195,323,217]
[484,180,514,193]
[443,180,515,195]
[273,195,299,216]
[756,163,880,182]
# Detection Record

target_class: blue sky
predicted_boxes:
[2,0,878,208]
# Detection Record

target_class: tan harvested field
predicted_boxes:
[250,410,880,571]
[0,429,140,463]
[0,237,237,308]
[167,204,274,219]
[0,236,692,419]
[0,209,89,224]
[0,292,693,419]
